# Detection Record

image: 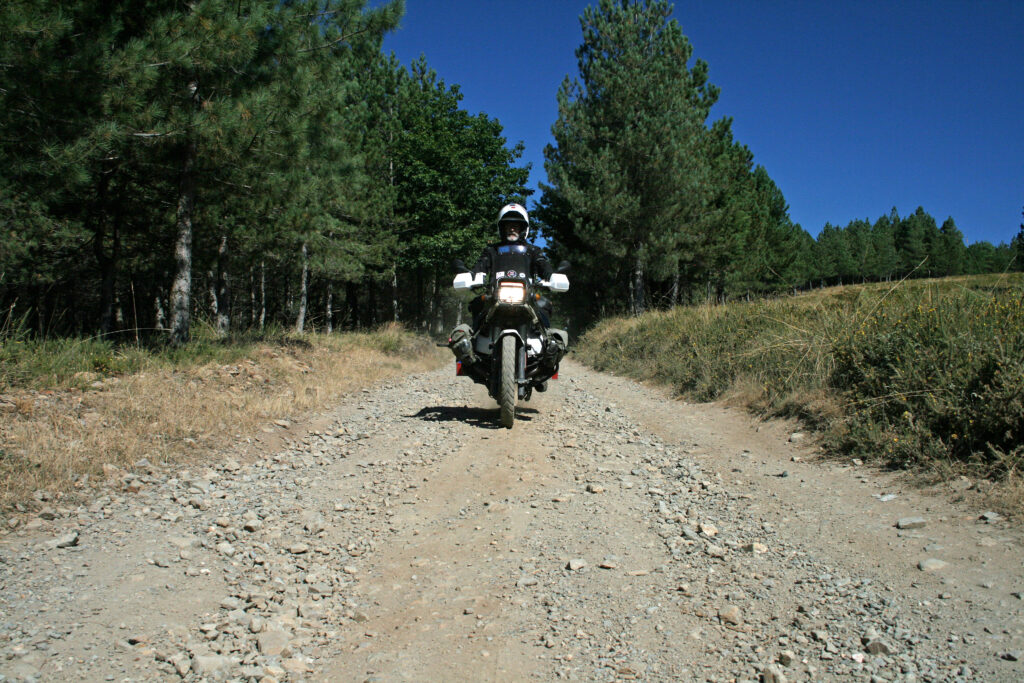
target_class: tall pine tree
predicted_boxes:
[540,0,716,316]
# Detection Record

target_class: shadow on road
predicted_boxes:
[406,405,538,428]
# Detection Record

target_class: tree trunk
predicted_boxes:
[367,275,378,326]
[630,251,645,316]
[388,113,398,324]
[169,139,196,345]
[114,291,125,328]
[215,234,230,336]
[128,277,140,343]
[249,267,256,327]
[154,295,166,331]
[35,285,47,337]
[259,261,266,330]
[390,267,399,322]
[429,275,442,335]
[415,267,424,329]
[295,242,308,333]
[96,215,120,337]
[346,281,359,329]
[325,283,333,333]
[670,271,679,307]
[207,268,218,319]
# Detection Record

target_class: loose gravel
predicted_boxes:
[1,360,1022,682]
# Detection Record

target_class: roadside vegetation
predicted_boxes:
[576,274,1024,509]
[0,324,445,509]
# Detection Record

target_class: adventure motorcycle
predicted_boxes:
[450,247,569,428]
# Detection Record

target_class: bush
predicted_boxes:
[577,274,1024,478]
[830,279,1024,474]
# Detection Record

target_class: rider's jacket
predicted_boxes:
[472,241,552,281]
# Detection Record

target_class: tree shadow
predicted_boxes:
[406,405,539,429]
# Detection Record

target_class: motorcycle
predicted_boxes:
[450,247,569,428]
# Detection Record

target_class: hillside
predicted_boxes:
[575,273,1024,512]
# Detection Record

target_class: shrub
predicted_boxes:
[577,274,1024,478]
[830,279,1024,474]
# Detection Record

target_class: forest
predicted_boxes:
[2,0,1022,342]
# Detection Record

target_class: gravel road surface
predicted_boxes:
[2,360,1022,682]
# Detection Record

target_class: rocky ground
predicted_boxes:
[1,360,1022,682]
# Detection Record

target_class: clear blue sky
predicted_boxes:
[380,0,1023,245]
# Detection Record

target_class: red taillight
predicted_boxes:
[456,361,464,376]
[552,372,559,379]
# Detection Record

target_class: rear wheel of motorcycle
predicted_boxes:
[499,335,516,428]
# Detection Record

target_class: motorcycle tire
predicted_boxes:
[499,335,516,428]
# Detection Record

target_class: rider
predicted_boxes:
[449,203,567,373]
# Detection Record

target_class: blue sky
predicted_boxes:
[380,0,1023,245]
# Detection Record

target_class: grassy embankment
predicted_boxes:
[0,323,446,510]
[577,273,1024,511]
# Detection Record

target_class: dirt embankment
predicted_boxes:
[1,360,1022,682]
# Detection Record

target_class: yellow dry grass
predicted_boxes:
[0,334,445,509]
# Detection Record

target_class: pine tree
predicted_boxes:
[895,207,937,276]
[932,217,967,276]
[0,0,144,336]
[389,58,529,329]
[870,210,900,281]
[541,0,717,315]
[815,224,845,285]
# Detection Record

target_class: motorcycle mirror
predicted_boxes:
[451,258,468,274]
[555,260,571,275]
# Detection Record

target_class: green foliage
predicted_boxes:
[540,0,716,316]
[577,274,1024,478]
[540,0,816,321]
[537,4,1012,318]
[895,207,935,274]
[831,279,1024,473]
[0,337,155,389]
[393,58,530,272]
[0,0,530,338]
[4,0,1010,343]
[811,207,1013,287]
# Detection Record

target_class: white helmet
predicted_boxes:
[496,203,530,241]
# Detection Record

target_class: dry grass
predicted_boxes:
[576,273,1024,517]
[0,327,445,510]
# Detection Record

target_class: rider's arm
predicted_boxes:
[472,247,492,276]
[530,245,553,280]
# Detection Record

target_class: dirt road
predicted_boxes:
[2,360,1022,682]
